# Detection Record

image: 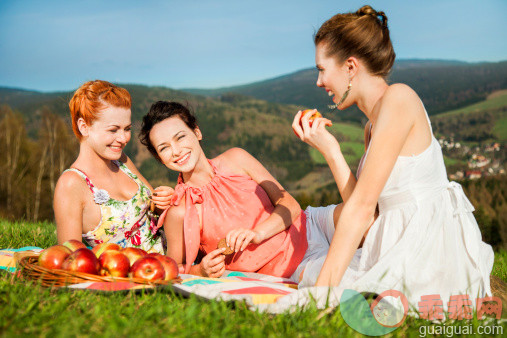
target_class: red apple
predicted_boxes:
[92,242,121,258]
[146,253,179,280]
[293,109,331,136]
[121,247,147,266]
[158,256,179,280]
[38,245,72,269]
[130,257,165,281]
[98,250,130,277]
[62,248,100,275]
[299,109,322,127]
[62,239,87,252]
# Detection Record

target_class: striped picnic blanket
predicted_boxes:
[64,271,339,313]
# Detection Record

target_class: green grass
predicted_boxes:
[438,91,507,117]
[1,219,506,337]
[443,155,467,167]
[328,122,364,142]
[492,249,507,282]
[310,142,364,166]
[493,116,507,142]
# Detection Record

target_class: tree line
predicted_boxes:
[0,105,77,221]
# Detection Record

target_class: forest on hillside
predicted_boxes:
[186,61,507,124]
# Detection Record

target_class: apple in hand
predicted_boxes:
[293,109,332,136]
[62,248,100,275]
[62,239,87,252]
[130,257,165,281]
[38,245,72,269]
[299,109,322,127]
[121,247,147,266]
[92,242,121,258]
[98,250,130,277]
[146,253,179,280]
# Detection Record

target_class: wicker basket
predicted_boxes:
[17,255,181,287]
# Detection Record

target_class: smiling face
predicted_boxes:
[79,104,132,160]
[149,116,203,173]
[315,43,353,109]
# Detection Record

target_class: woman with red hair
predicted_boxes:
[54,80,170,253]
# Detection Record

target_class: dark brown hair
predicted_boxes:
[314,5,395,78]
[139,101,198,162]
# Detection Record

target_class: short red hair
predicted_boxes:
[69,80,132,140]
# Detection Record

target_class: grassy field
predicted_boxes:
[1,219,506,337]
[310,142,365,167]
[435,89,507,143]
[327,122,364,142]
[493,116,507,142]
[437,91,507,117]
[443,155,468,167]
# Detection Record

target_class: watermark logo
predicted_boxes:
[340,289,408,336]
[340,289,503,336]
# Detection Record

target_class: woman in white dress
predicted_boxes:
[292,5,493,308]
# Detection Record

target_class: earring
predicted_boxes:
[328,80,352,109]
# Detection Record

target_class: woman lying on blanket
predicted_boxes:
[291,4,493,305]
[54,80,172,253]
[139,101,374,279]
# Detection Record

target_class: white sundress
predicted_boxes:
[290,110,494,312]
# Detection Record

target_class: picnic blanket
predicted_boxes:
[61,271,342,313]
[171,271,346,313]
[2,247,344,313]
[0,246,43,272]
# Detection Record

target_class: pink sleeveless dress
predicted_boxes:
[161,159,307,278]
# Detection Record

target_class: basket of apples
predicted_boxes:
[18,240,180,287]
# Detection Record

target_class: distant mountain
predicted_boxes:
[183,59,507,124]
[391,59,468,69]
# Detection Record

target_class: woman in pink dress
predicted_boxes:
[139,101,309,278]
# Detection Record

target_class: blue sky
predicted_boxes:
[0,0,505,92]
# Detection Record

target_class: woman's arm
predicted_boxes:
[293,110,356,202]
[54,172,87,244]
[221,147,302,252]
[162,204,186,266]
[163,202,226,277]
[315,86,418,286]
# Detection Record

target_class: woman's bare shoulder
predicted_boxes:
[54,170,89,203]
[385,83,417,96]
[56,170,87,191]
[213,148,251,175]
[383,84,421,108]
[377,84,423,121]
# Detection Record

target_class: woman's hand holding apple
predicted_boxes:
[199,248,226,278]
[292,109,341,159]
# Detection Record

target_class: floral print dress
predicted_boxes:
[64,160,164,254]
